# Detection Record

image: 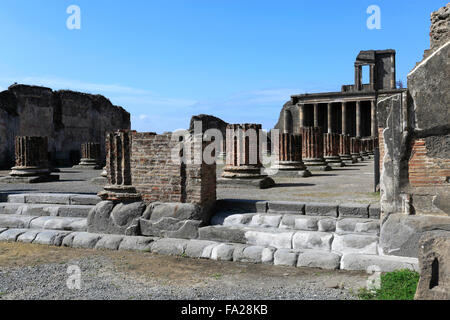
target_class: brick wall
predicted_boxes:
[378,128,385,172]
[130,132,216,206]
[408,139,450,187]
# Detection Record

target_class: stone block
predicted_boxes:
[267,201,305,214]
[94,235,125,250]
[6,194,26,203]
[368,204,381,219]
[211,243,235,261]
[184,240,218,258]
[415,231,450,300]
[297,251,342,270]
[198,226,246,243]
[318,218,336,232]
[25,194,71,205]
[0,228,28,241]
[379,214,450,257]
[71,232,102,249]
[215,199,268,213]
[118,236,155,252]
[147,203,201,221]
[233,245,274,264]
[57,205,94,218]
[17,230,41,243]
[0,215,37,229]
[70,194,102,206]
[150,238,188,256]
[244,230,294,249]
[331,233,379,255]
[249,214,282,228]
[292,231,333,251]
[0,203,22,215]
[164,220,202,240]
[340,253,419,272]
[33,230,71,246]
[305,203,338,217]
[336,218,379,235]
[274,249,300,266]
[222,213,255,226]
[338,203,369,218]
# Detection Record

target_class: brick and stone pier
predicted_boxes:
[301,127,331,171]
[220,124,274,188]
[323,133,345,167]
[73,142,101,169]
[1,136,59,183]
[270,133,311,177]
[98,130,141,202]
[350,137,362,162]
[339,134,356,164]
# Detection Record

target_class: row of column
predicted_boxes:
[222,124,378,178]
[298,100,377,138]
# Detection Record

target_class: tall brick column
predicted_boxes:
[73,142,101,169]
[323,133,345,167]
[339,134,356,164]
[301,127,331,171]
[222,124,266,179]
[98,130,141,202]
[350,137,362,161]
[271,133,311,177]
[1,136,59,183]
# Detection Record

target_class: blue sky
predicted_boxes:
[0,0,446,132]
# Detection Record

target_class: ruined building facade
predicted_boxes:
[0,84,130,168]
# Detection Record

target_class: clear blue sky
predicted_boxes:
[0,0,446,132]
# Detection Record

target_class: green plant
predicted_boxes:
[358,269,420,300]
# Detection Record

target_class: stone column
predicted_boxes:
[355,65,362,91]
[299,104,305,129]
[356,100,362,137]
[222,124,266,179]
[339,134,356,164]
[370,64,376,90]
[324,133,344,167]
[350,137,362,162]
[271,133,311,177]
[327,103,332,134]
[98,130,141,202]
[73,142,101,169]
[341,102,347,135]
[301,127,331,171]
[371,100,377,137]
[313,103,319,128]
[3,136,59,183]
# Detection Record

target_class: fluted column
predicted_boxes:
[324,133,344,167]
[301,127,331,171]
[327,103,332,134]
[339,134,356,164]
[74,142,101,169]
[341,102,347,135]
[313,104,319,128]
[98,130,141,202]
[222,124,266,179]
[10,136,50,176]
[356,100,362,138]
[271,133,311,177]
[299,104,305,129]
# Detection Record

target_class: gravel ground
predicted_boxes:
[0,244,368,300]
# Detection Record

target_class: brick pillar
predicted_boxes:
[350,137,362,161]
[9,136,50,176]
[301,127,331,171]
[98,130,141,202]
[222,124,266,179]
[339,134,356,164]
[74,142,101,169]
[356,100,362,138]
[324,133,344,167]
[271,133,311,176]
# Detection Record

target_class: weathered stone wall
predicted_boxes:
[130,132,216,212]
[430,4,450,54]
[0,84,130,168]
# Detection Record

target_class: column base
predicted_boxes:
[351,153,361,162]
[303,159,332,171]
[221,165,266,179]
[98,185,142,202]
[9,166,51,177]
[101,167,108,178]
[340,154,357,164]
[324,156,345,167]
[73,159,101,170]
[217,177,275,189]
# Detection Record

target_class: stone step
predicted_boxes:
[215,199,381,219]
[215,211,380,235]
[0,203,94,218]
[0,214,87,232]
[0,228,417,273]
[6,193,101,206]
